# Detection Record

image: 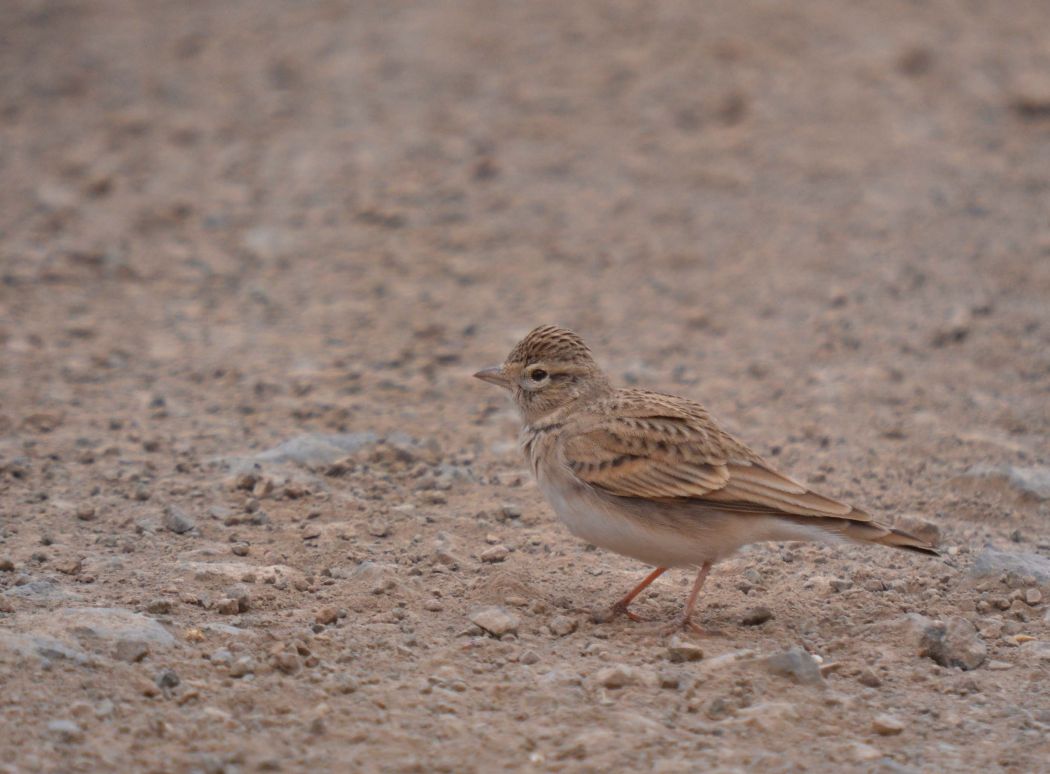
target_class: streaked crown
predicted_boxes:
[506,324,595,366]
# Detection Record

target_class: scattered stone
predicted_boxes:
[469,606,519,638]
[893,513,941,546]
[114,639,149,663]
[859,612,935,650]
[55,607,176,650]
[930,307,973,347]
[667,636,704,663]
[740,606,774,626]
[216,598,240,615]
[920,617,987,670]
[252,477,274,498]
[594,664,652,689]
[964,465,1050,501]
[970,548,1050,585]
[763,647,823,685]
[849,742,883,763]
[223,586,251,612]
[658,671,681,690]
[244,432,377,467]
[857,668,882,687]
[155,668,180,690]
[423,598,443,612]
[803,575,851,596]
[872,713,904,735]
[271,651,301,674]
[728,701,800,733]
[315,606,339,625]
[1010,70,1050,120]
[548,615,577,637]
[986,660,1013,671]
[520,650,540,665]
[0,557,15,572]
[367,520,390,538]
[231,543,250,557]
[162,505,196,534]
[229,656,256,678]
[75,504,97,522]
[146,599,172,615]
[500,503,522,519]
[56,558,83,576]
[1019,641,1050,663]
[1026,588,1043,606]
[47,719,83,743]
[480,545,510,563]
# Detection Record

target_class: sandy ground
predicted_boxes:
[2,1,1050,771]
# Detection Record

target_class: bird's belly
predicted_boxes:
[539,478,707,567]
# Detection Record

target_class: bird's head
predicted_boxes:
[474,324,610,424]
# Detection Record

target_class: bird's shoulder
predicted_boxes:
[566,388,763,465]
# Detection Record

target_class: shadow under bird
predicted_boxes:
[474,324,937,633]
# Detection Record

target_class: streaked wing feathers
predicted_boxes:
[561,391,868,521]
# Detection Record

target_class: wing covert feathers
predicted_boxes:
[558,389,938,554]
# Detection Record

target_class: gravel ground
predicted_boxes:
[1,1,1049,772]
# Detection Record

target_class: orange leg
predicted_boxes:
[608,566,667,622]
[663,562,712,635]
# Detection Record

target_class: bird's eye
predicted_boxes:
[529,369,548,382]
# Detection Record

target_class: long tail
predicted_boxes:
[782,515,940,556]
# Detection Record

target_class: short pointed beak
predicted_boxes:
[473,366,512,390]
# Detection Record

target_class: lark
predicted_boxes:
[475,324,937,633]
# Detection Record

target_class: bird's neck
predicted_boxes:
[520,375,612,429]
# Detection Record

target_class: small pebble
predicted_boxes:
[872,713,904,736]
[162,505,195,534]
[763,648,823,685]
[47,720,83,743]
[216,598,240,615]
[229,656,256,678]
[549,615,577,637]
[155,669,180,690]
[480,545,510,563]
[315,606,339,625]
[75,504,96,521]
[367,520,390,538]
[740,606,774,626]
[114,640,149,663]
[666,636,703,663]
[469,606,519,638]
[595,664,644,689]
[272,651,301,675]
[857,668,882,687]
[146,599,172,614]
[1026,588,1042,606]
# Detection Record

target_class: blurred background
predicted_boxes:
[1,2,1049,769]
[3,1,1049,401]
[4,0,1050,517]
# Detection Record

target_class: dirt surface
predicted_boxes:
[2,1,1050,771]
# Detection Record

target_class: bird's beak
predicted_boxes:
[473,366,512,390]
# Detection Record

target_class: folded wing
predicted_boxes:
[561,393,869,521]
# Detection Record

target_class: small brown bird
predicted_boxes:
[475,325,937,633]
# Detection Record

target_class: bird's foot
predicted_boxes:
[658,615,707,637]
